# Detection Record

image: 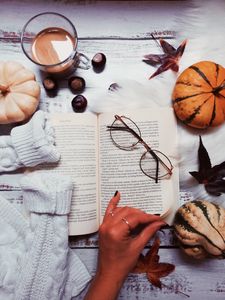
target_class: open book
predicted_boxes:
[37,108,179,235]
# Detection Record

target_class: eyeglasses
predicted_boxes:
[107,115,173,183]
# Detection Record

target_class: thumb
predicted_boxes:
[135,221,165,249]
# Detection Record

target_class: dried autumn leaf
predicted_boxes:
[132,237,175,288]
[190,136,225,196]
[143,35,187,79]
[160,39,176,55]
[144,235,161,264]
[132,254,148,273]
[147,262,175,288]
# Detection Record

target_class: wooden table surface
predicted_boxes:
[1,1,225,299]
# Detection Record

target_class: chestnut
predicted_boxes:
[91,53,106,71]
[68,76,86,93]
[71,95,87,113]
[42,77,58,96]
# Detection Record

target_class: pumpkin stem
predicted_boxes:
[212,83,225,95]
[0,84,9,95]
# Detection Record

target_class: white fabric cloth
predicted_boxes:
[0,174,91,300]
[90,0,225,207]
[0,110,60,172]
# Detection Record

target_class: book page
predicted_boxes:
[30,113,99,235]
[98,108,179,225]
[52,113,99,235]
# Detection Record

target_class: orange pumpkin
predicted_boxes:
[172,61,225,129]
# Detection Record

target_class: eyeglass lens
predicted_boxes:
[140,149,172,179]
[110,116,141,150]
[109,116,173,181]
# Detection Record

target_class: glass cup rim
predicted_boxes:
[20,11,78,68]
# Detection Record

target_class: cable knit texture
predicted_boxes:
[0,136,22,172]
[0,174,91,300]
[15,173,91,300]
[21,174,73,215]
[0,110,60,173]
[0,196,29,300]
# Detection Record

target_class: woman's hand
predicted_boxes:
[98,191,165,281]
[85,192,166,300]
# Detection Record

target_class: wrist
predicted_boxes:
[96,267,126,285]
[85,270,125,300]
[97,255,131,283]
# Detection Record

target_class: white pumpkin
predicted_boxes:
[173,200,225,259]
[0,61,40,124]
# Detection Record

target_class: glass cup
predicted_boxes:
[21,12,90,76]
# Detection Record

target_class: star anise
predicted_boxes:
[143,35,187,79]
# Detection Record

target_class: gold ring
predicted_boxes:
[121,217,131,231]
[109,210,114,217]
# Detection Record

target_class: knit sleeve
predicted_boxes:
[0,110,60,173]
[11,110,60,167]
[0,136,22,172]
[62,249,91,299]
[14,173,90,300]
[0,195,29,300]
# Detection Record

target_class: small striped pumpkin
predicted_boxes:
[173,200,225,259]
[172,61,225,129]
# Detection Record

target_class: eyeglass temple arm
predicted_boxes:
[107,125,140,138]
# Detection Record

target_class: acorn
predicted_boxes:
[71,95,87,113]
[68,76,86,93]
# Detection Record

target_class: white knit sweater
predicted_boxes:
[0,173,91,300]
[0,110,91,298]
[0,110,60,173]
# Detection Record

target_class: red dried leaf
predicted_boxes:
[145,236,160,264]
[147,272,162,288]
[132,254,148,273]
[143,37,187,79]
[149,59,177,79]
[147,263,175,288]
[132,237,175,289]
[160,39,176,55]
[176,39,188,59]
[143,54,167,65]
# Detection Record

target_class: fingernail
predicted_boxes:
[114,191,118,197]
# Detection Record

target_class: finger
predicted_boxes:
[113,206,163,222]
[119,212,163,231]
[135,220,166,249]
[104,191,120,219]
[112,206,147,219]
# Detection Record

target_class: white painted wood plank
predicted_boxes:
[0,0,186,39]
[1,1,224,299]
[74,248,225,299]
[0,39,176,114]
[0,39,163,83]
[69,228,175,248]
